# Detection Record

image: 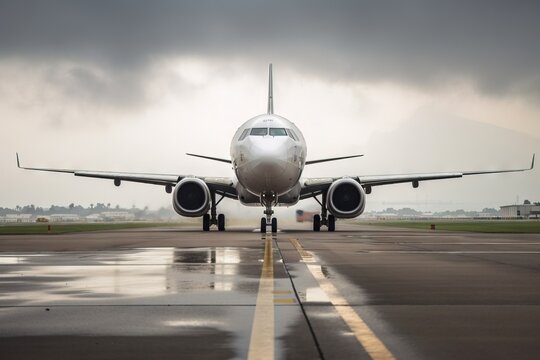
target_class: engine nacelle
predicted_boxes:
[172,178,210,217]
[326,178,366,218]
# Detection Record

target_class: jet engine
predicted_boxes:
[172,178,210,217]
[326,178,366,218]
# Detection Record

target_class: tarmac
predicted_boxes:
[1,222,540,359]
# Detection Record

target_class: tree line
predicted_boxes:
[0,203,175,219]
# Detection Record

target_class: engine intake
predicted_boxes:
[326,178,366,218]
[172,178,210,217]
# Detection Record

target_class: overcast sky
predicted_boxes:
[1,0,538,217]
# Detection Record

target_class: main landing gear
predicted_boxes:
[260,192,278,233]
[203,191,226,231]
[312,192,336,232]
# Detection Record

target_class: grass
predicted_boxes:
[368,220,540,233]
[0,222,185,235]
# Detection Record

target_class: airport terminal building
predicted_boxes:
[500,204,540,218]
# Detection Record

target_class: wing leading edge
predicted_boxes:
[16,153,237,198]
[17,153,180,186]
[300,154,535,198]
[305,154,363,165]
[359,154,534,187]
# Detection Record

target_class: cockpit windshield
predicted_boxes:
[269,128,287,136]
[250,128,268,136]
[287,129,298,140]
[248,127,292,137]
[238,128,250,141]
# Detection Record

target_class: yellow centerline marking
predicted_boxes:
[290,238,395,360]
[272,290,292,294]
[273,298,296,304]
[247,236,274,360]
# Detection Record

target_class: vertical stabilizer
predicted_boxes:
[267,64,273,114]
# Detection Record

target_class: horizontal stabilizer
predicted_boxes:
[305,154,363,165]
[186,153,232,164]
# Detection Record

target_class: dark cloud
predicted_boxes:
[1,0,540,102]
[45,64,146,108]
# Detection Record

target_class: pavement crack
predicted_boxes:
[273,237,325,360]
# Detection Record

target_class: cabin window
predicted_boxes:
[269,128,287,136]
[239,128,250,141]
[250,128,268,136]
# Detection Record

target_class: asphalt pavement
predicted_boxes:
[1,223,539,359]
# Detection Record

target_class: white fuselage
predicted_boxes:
[230,114,307,206]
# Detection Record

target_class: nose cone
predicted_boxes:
[237,137,294,195]
[250,139,288,177]
[251,136,287,157]
[254,158,287,177]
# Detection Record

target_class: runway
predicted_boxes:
[1,223,540,359]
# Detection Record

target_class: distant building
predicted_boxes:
[2,214,33,223]
[86,214,103,222]
[100,211,135,221]
[500,204,540,218]
[50,214,81,222]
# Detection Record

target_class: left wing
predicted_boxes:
[300,154,534,199]
[16,153,237,198]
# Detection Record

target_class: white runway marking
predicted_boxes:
[290,238,395,360]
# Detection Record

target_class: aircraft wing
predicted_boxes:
[16,153,237,198]
[300,154,534,199]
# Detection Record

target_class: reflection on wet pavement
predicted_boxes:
[0,239,320,360]
[0,247,267,306]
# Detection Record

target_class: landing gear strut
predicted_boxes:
[203,191,226,231]
[312,192,336,232]
[260,192,278,233]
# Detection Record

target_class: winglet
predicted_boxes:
[531,153,535,170]
[267,63,273,114]
[16,152,21,168]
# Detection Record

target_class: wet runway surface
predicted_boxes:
[1,224,540,359]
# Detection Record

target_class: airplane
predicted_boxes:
[17,64,535,233]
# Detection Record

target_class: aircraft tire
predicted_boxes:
[203,214,210,231]
[313,214,321,232]
[260,217,267,233]
[218,214,225,231]
[328,215,336,232]
[271,218,277,233]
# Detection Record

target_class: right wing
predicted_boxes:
[16,153,238,198]
[300,154,535,199]
[357,154,534,187]
[305,154,363,165]
[185,153,232,164]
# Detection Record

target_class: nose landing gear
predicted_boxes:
[260,192,278,233]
